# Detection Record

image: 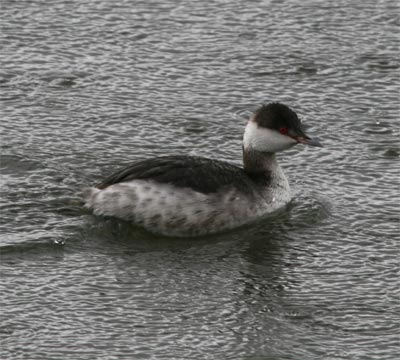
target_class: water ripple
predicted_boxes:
[1,0,399,359]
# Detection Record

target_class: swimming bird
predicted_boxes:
[83,103,322,237]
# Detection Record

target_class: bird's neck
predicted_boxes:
[242,146,290,197]
[242,147,278,175]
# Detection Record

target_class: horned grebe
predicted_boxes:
[83,103,322,237]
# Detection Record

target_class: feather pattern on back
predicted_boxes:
[96,155,270,194]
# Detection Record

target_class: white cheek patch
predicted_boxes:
[243,121,296,153]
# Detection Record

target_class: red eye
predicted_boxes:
[279,127,288,135]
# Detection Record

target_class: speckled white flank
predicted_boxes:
[84,171,291,237]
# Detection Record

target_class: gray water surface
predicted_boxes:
[1,0,399,359]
